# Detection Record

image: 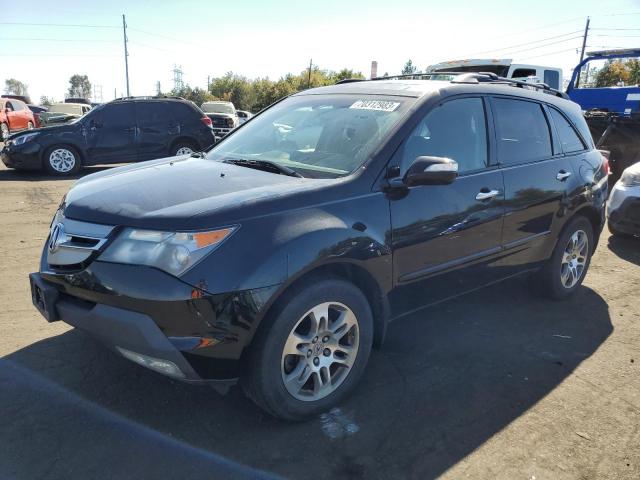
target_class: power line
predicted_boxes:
[591,27,640,31]
[497,36,583,57]
[518,47,581,60]
[0,37,118,43]
[463,30,583,57]
[0,21,118,28]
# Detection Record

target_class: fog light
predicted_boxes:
[116,346,185,379]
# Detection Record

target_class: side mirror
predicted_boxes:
[404,156,458,186]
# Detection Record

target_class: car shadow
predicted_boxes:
[0,166,118,182]
[2,277,612,480]
[607,234,640,266]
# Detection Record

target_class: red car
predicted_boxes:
[1,98,36,141]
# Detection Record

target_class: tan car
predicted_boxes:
[40,103,92,126]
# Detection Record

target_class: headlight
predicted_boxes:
[12,132,39,146]
[621,171,640,187]
[99,226,238,276]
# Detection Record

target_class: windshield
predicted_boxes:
[202,102,235,114]
[48,104,82,115]
[206,94,410,178]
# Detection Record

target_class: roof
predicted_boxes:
[297,75,569,104]
[427,58,513,71]
[298,80,451,98]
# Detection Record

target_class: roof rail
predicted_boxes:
[368,71,568,99]
[335,78,366,84]
[112,95,186,101]
[448,72,569,98]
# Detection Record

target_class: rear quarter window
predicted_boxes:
[549,108,586,153]
[170,102,200,123]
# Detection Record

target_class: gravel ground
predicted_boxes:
[1,163,639,480]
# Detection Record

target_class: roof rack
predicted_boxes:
[112,95,186,101]
[363,71,568,99]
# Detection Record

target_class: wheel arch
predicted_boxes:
[169,135,199,153]
[572,204,604,250]
[243,260,390,370]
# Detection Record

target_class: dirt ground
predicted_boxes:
[1,162,639,480]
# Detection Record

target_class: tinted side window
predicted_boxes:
[97,103,135,127]
[493,98,552,165]
[544,70,560,89]
[549,108,586,153]
[171,103,198,123]
[512,68,537,78]
[6,101,14,111]
[401,97,488,174]
[136,102,167,127]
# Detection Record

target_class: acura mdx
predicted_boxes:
[29,75,608,420]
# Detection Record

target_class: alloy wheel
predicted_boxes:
[175,146,194,156]
[0,123,8,141]
[560,229,588,289]
[49,148,76,173]
[281,302,359,401]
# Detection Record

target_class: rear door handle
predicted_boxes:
[475,189,500,201]
[557,170,572,181]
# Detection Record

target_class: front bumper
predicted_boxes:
[1,141,43,170]
[29,260,279,386]
[608,182,640,235]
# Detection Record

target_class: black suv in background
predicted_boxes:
[29,75,608,420]
[1,97,216,175]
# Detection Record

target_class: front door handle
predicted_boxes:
[557,170,572,181]
[475,189,500,201]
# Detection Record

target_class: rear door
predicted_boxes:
[85,102,137,164]
[491,96,577,271]
[5,101,25,131]
[389,96,506,314]
[136,101,171,161]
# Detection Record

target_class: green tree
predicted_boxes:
[329,69,365,82]
[595,60,630,87]
[628,58,640,85]
[68,74,92,99]
[39,96,53,106]
[401,60,417,75]
[4,78,29,96]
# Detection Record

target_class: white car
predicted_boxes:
[236,110,253,124]
[607,161,640,237]
[201,101,238,137]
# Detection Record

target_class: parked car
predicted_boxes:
[608,161,640,237]
[65,97,91,105]
[27,75,607,420]
[237,110,253,124]
[39,102,91,126]
[1,98,35,141]
[27,104,48,128]
[201,101,239,136]
[1,97,215,174]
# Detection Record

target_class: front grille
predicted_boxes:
[46,213,115,270]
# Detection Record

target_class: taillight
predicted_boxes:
[201,116,212,128]
[598,149,611,175]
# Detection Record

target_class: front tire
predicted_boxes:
[170,141,196,156]
[533,216,594,300]
[44,145,81,175]
[243,278,373,421]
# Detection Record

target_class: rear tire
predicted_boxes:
[532,216,594,300]
[43,145,82,176]
[242,278,373,421]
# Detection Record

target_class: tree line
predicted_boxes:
[593,59,640,88]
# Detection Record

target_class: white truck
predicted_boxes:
[426,59,563,90]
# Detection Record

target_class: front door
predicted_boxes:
[389,96,505,316]
[85,102,137,164]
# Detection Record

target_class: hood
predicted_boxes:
[63,156,317,230]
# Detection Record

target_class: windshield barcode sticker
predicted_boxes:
[349,100,400,112]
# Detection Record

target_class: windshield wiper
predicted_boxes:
[223,158,303,178]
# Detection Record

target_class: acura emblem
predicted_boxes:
[49,223,67,254]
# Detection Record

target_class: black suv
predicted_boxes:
[1,97,216,175]
[28,75,608,420]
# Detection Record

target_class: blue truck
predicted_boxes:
[566,48,640,182]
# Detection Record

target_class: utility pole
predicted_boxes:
[156,81,161,96]
[207,75,211,91]
[307,58,313,89]
[122,14,130,97]
[579,17,590,63]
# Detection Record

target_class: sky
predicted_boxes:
[2,0,640,103]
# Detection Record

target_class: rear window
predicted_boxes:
[549,108,586,153]
[493,98,552,165]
